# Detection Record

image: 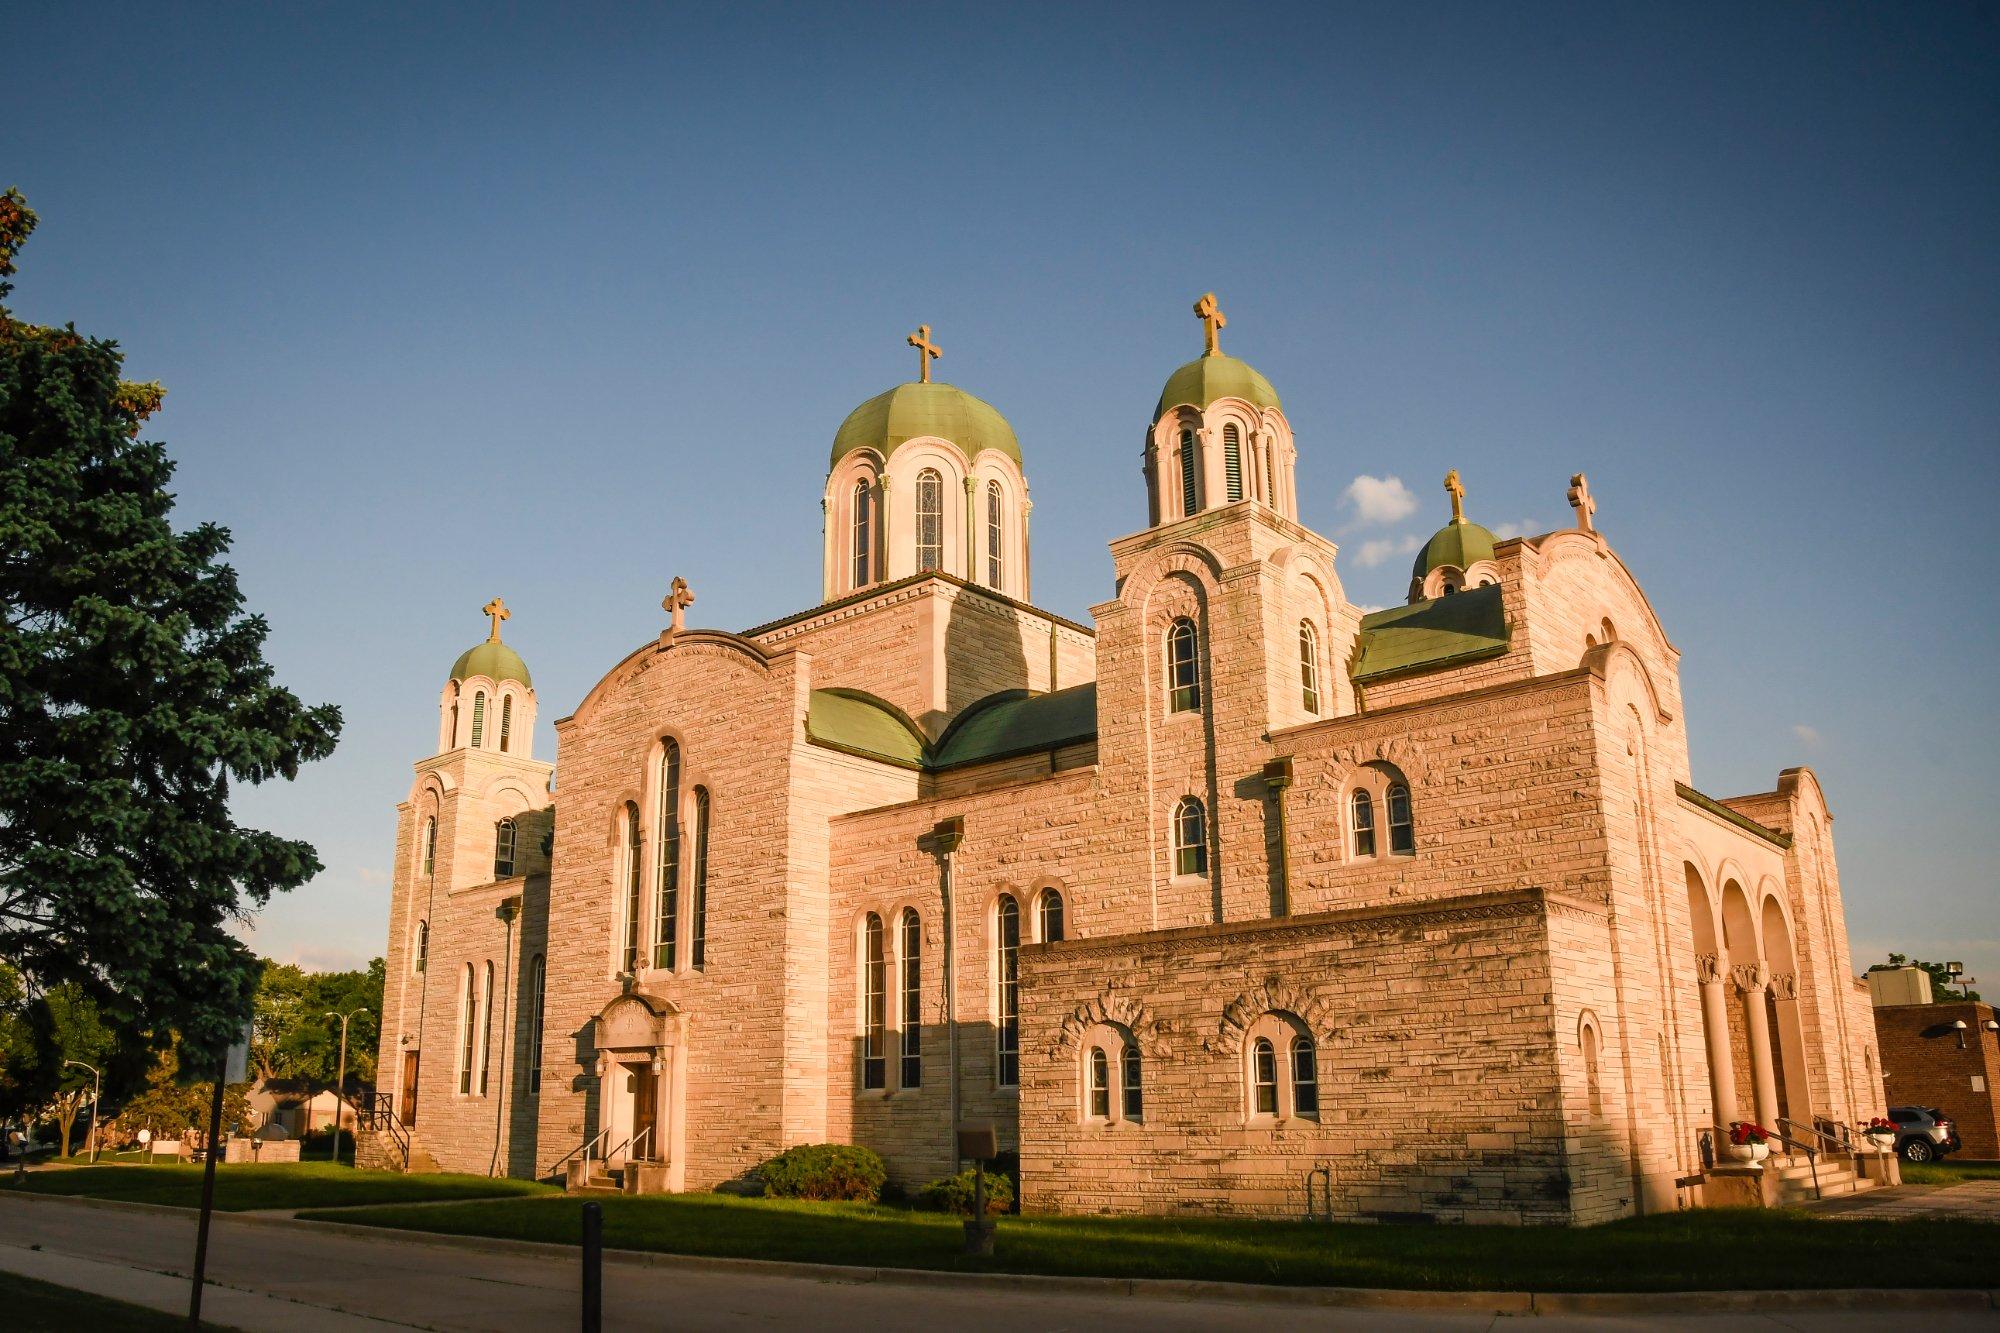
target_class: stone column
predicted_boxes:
[1770,971,1813,1123]
[1696,954,1738,1129]
[1734,963,1781,1128]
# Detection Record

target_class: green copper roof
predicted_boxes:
[805,689,927,769]
[1353,583,1509,682]
[829,382,1021,468]
[451,640,532,689]
[933,684,1098,770]
[1153,354,1282,423]
[1411,519,1499,583]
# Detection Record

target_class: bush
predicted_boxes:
[915,1166,1014,1216]
[754,1143,886,1202]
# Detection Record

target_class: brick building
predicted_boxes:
[1873,1000,1999,1160]
[371,299,1886,1221]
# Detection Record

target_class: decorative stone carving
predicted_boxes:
[594,992,676,1053]
[1209,976,1338,1056]
[1046,985,1168,1060]
[1730,962,1770,996]
[1695,953,1722,986]
[1769,971,1798,1001]
[1322,735,1433,787]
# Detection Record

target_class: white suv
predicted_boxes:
[1886,1106,1960,1162]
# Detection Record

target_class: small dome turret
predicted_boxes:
[450,598,531,688]
[1410,471,1501,601]
[829,381,1020,469]
[438,599,537,757]
[1145,293,1297,526]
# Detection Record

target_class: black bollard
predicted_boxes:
[581,1201,602,1333]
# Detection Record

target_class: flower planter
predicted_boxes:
[1723,1141,1770,1164]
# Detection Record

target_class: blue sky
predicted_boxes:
[10,3,1997,985]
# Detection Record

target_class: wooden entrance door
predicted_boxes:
[401,1051,420,1126]
[630,1064,658,1161]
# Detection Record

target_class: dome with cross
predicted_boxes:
[829,323,1020,468]
[1152,293,1282,424]
[450,598,532,688]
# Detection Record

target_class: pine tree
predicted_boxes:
[0,188,341,1068]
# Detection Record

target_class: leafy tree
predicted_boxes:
[116,1044,249,1143]
[251,957,384,1089]
[1869,953,1981,1003]
[31,984,117,1155]
[0,188,341,1067]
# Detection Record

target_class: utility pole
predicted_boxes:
[62,1060,101,1163]
[323,1008,369,1163]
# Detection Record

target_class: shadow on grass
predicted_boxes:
[5,1162,556,1212]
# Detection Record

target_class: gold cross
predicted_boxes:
[662,576,695,635]
[1444,469,1466,525]
[1193,292,1226,357]
[1567,472,1597,532]
[907,325,941,384]
[482,597,510,642]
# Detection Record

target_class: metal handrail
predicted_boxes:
[550,1126,611,1178]
[355,1091,410,1167]
[629,1125,653,1164]
[1778,1116,1846,1157]
[1761,1126,1821,1200]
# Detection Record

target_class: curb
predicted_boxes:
[6,1189,1996,1316]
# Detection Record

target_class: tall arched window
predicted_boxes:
[1177,429,1199,516]
[996,895,1020,1086]
[421,816,436,877]
[1223,422,1244,502]
[1166,617,1201,713]
[493,818,517,878]
[527,954,546,1085]
[851,478,873,586]
[1351,789,1376,858]
[861,912,886,1090]
[499,695,513,753]
[1581,1018,1604,1120]
[620,803,642,974]
[1250,1036,1278,1115]
[900,907,922,1089]
[1122,1042,1143,1120]
[986,480,1004,589]
[1298,620,1321,715]
[1038,888,1065,943]
[1387,783,1414,855]
[448,689,459,748]
[654,741,681,971]
[457,964,477,1094]
[915,469,944,572]
[477,961,495,1095]
[1291,1035,1319,1117]
[1173,797,1208,877]
[470,692,487,748]
[414,919,429,974]
[689,786,710,969]
[1088,1047,1110,1118]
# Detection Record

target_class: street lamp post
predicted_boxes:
[63,1060,102,1163]
[323,1008,369,1163]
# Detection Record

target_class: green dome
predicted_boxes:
[1411,520,1498,583]
[829,381,1020,469]
[1153,354,1282,423]
[450,640,531,689]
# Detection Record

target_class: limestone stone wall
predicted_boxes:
[1017,889,1579,1222]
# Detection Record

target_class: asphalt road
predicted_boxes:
[0,1192,1994,1332]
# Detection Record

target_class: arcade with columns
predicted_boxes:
[369,295,1888,1221]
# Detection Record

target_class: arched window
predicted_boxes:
[1223,422,1244,502]
[1250,1036,1278,1115]
[654,741,681,970]
[1122,1042,1143,1120]
[470,692,486,748]
[996,895,1020,1086]
[851,478,873,586]
[477,961,495,1095]
[1166,617,1201,713]
[448,689,459,748]
[1088,1047,1111,1119]
[457,964,477,1094]
[1351,789,1376,858]
[493,817,517,878]
[1581,1018,1604,1120]
[413,919,429,974]
[620,803,642,974]
[421,816,436,877]
[499,695,513,753]
[1387,783,1414,854]
[690,786,710,969]
[986,480,1004,589]
[527,954,546,1085]
[1177,428,1199,516]
[1298,620,1321,715]
[900,907,922,1089]
[915,469,944,572]
[861,912,886,1090]
[1291,1035,1319,1117]
[1173,797,1208,877]
[1038,888,1065,943]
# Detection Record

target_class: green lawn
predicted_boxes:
[5,1162,555,1211]
[1904,1160,2000,1185]
[0,1269,217,1330]
[297,1191,2000,1292]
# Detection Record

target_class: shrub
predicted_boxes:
[915,1167,1014,1216]
[754,1143,886,1202]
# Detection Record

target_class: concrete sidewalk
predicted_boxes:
[1,1191,1996,1331]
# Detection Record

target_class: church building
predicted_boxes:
[371,297,1887,1222]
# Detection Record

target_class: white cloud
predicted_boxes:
[1792,724,1822,749]
[1489,520,1540,540]
[1354,534,1421,568]
[357,866,388,885]
[1342,475,1419,526]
